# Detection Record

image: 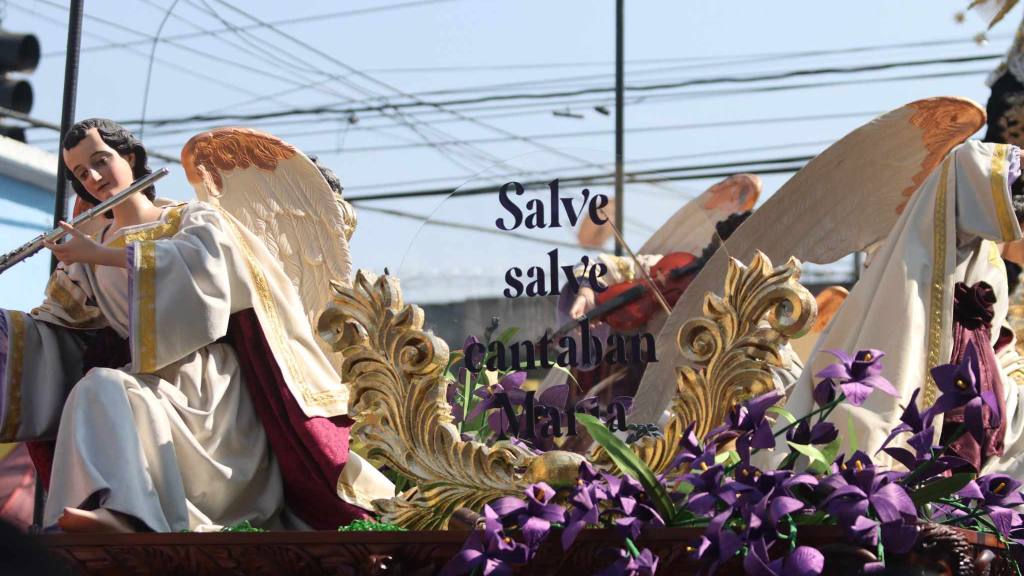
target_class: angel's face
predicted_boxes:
[63,128,136,202]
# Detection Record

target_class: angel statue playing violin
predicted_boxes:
[552,209,753,401]
[0,118,393,533]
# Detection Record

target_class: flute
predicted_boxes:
[0,167,170,275]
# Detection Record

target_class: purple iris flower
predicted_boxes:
[743,538,825,576]
[715,390,784,457]
[665,421,703,473]
[440,505,530,576]
[562,462,607,550]
[724,466,816,540]
[694,509,744,573]
[490,482,565,548]
[956,474,1024,537]
[467,371,569,439]
[815,349,898,407]
[927,342,1001,445]
[596,547,659,576]
[682,453,727,516]
[821,459,918,554]
[785,420,838,446]
[602,473,665,540]
[812,377,837,408]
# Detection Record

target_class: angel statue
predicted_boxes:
[0,118,393,533]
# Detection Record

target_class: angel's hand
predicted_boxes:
[44,222,126,268]
[569,286,596,320]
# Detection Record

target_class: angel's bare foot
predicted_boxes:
[57,507,137,533]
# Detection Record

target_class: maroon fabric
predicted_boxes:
[25,441,54,490]
[227,309,370,529]
[944,281,1007,469]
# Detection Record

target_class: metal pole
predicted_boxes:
[32,0,83,533]
[52,0,83,242]
[614,0,624,256]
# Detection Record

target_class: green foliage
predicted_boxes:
[338,518,407,532]
[220,520,266,532]
[910,473,975,508]
[576,413,677,523]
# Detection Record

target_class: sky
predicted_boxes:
[0,0,1015,307]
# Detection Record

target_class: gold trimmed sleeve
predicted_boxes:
[0,311,25,442]
[924,159,951,408]
[133,241,159,373]
[989,143,1019,241]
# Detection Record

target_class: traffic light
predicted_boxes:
[0,29,38,142]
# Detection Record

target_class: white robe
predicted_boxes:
[0,201,391,531]
[768,141,1023,466]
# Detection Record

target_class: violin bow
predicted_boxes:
[597,208,673,316]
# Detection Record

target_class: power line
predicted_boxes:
[351,33,1013,74]
[345,155,813,202]
[42,0,463,58]
[117,59,992,128]
[356,204,584,249]
[372,53,1001,101]
[207,0,636,192]
[344,137,835,193]
[0,105,182,163]
[8,1,293,104]
[291,110,879,153]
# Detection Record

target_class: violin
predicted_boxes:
[543,251,706,345]
[593,251,701,331]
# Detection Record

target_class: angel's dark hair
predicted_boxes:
[698,210,752,262]
[62,118,155,206]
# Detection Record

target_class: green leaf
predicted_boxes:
[714,450,735,465]
[910,473,975,508]
[576,413,676,522]
[767,406,797,425]
[549,363,582,394]
[820,437,842,465]
[787,442,828,468]
[675,481,695,495]
[495,326,520,345]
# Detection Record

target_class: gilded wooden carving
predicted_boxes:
[322,253,815,527]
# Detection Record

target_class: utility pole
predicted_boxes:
[614,0,624,256]
[32,0,83,534]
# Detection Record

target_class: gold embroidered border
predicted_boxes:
[215,207,346,409]
[989,144,1017,241]
[1,312,25,441]
[924,159,951,407]
[1010,368,1024,388]
[45,273,101,327]
[108,205,186,248]
[137,242,158,372]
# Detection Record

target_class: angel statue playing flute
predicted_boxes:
[0,118,393,533]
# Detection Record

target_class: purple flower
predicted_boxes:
[927,342,1001,445]
[440,505,530,576]
[879,389,932,454]
[785,420,838,446]
[603,473,665,540]
[815,349,898,407]
[682,454,726,516]
[490,482,565,548]
[812,378,836,408]
[743,538,825,576]
[957,474,1024,537]
[562,462,606,550]
[665,422,703,474]
[821,462,918,554]
[724,466,816,540]
[596,547,659,576]
[694,510,743,573]
[715,390,784,457]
